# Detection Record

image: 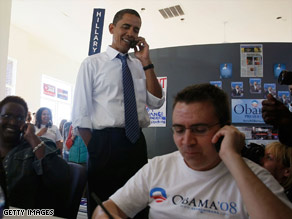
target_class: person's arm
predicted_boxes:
[92,199,127,219]
[262,94,292,146]
[36,127,48,137]
[78,127,92,146]
[134,37,162,98]
[212,125,292,219]
[23,123,45,159]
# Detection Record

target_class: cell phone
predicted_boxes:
[46,121,52,128]
[214,136,224,153]
[130,40,138,48]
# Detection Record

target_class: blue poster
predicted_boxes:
[249,78,261,93]
[220,63,232,79]
[210,81,222,89]
[88,8,105,55]
[263,83,276,98]
[273,63,286,79]
[232,99,265,124]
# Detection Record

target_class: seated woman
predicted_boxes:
[0,96,70,217]
[34,107,62,153]
[261,142,292,202]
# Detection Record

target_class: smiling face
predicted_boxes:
[172,101,221,171]
[109,13,141,53]
[41,109,51,125]
[0,102,25,143]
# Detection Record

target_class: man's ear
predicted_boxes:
[109,23,114,34]
[283,167,291,177]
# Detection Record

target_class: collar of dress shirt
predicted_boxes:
[106,46,133,62]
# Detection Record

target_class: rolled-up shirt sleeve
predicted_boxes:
[71,58,94,129]
[146,89,165,109]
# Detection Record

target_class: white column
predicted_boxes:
[0,0,12,100]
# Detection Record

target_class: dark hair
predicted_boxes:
[173,83,231,126]
[35,107,53,128]
[112,9,140,25]
[0,96,28,117]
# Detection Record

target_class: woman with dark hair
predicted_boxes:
[34,107,62,153]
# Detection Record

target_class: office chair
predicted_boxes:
[67,162,87,219]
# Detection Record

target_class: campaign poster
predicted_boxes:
[231,82,244,97]
[231,99,265,124]
[277,91,290,108]
[240,44,263,77]
[263,83,276,98]
[147,77,167,127]
[57,88,68,101]
[210,81,222,89]
[43,83,56,97]
[273,63,286,79]
[220,63,232,79]
[249,78,261,94]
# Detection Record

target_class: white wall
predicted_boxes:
[0,0,12,100]
[8,25,80,114]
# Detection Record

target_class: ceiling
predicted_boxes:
[10,0,292,63]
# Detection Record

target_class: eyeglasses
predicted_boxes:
[0,114,25,123]
[172,122,220,136]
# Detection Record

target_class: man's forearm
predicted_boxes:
[92,200,127,219]
[223,153,292,219]
[145,68,162,98]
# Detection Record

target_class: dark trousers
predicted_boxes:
[87,128,148,218]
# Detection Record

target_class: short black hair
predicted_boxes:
[112,9,141,25]
[173,83,231,126]
[35,107,53,128]
[0,96,28,117]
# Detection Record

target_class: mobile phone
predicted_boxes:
[214,136,224,153]
[46,121,52,128]
[130,40,138,48]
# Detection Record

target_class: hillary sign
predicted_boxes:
[232,99,264,124]
[88,8,105,55]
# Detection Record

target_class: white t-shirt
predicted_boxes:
[35,124,62,143]
[110,151,292,219]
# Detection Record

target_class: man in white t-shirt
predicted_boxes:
[93,84,292,219]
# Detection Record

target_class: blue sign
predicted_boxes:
[232,99,265,124]
[88,8,105,55]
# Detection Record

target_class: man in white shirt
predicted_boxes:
[71,8,164,218]
[93,84,292,219]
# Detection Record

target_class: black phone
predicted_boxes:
[130,40,138,48]
[46,121,52,128]
[214,136,224,153]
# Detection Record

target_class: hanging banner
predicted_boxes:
[88,8,105,55]
[147,77,167,127]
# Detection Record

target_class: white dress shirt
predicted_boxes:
[71,46,165,130]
